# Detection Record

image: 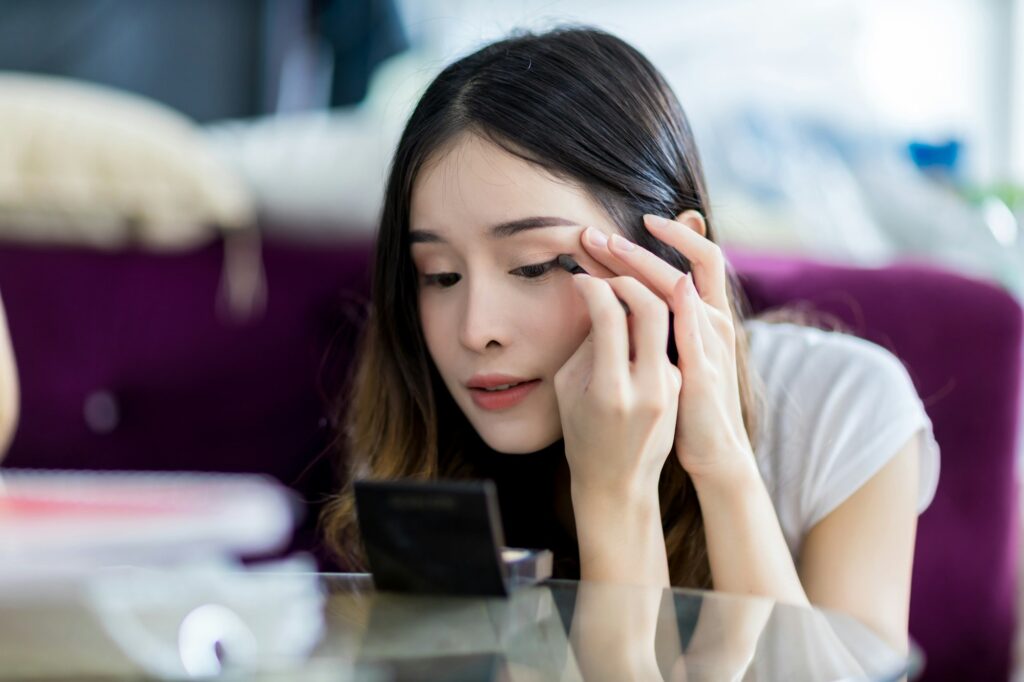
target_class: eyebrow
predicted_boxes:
[409,216,578,244]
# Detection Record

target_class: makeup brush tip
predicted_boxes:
[556,254,585,274]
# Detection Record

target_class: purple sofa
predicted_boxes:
[1,235,1020,681]
[730,250,1023,681]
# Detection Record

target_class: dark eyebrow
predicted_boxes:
[409,216,578,244]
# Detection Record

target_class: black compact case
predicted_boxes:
[354,479,551,596]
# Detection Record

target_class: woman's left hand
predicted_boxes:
[578,213,756,485]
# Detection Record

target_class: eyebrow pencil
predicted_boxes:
[555,254,587,275]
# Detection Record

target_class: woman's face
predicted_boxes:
[410,132,622,454]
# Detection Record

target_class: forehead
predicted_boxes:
[409,132,607,245]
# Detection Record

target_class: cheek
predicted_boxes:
[417,295,452,368]
[417,279,591,369]
[539,281,592,360]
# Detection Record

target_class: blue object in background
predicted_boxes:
[315,0,409,107]
[907,139,962,180]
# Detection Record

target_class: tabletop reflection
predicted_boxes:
[0,570,918,680]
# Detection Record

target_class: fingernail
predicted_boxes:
[585,227,608,248]
[610,234,635,251]
[644,214,668,227]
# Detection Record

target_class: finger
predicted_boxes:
[602,230,688,304]
[602,276,670,380]
[644,214,730,315]
[668,364,682,394]
[570,227,619,278]
[672,274,705,369]
[554,321,594,397]
[690,279,719,357]
[580,226,662,293]
[572,274,630,389]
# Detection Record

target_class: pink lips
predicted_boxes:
[466,372,542,411]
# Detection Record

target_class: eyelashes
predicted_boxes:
[422,272,461,288]
[421,258,561,289]
[516,260,558,279]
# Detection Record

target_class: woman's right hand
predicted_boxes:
[554,273,681,498]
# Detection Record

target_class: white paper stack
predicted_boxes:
[0,468,298,572]
[0,469,327,679]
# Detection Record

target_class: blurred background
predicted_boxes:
[0,1,1022,679]
[1,0,1020,281]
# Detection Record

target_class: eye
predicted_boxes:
[513,260,557,280]
[420,260,557,290]
[422,272,461,288]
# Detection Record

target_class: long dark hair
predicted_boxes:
[321,25,762,588]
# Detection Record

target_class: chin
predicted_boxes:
[472,417,562,455]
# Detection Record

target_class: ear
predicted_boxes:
[673,209,707,238]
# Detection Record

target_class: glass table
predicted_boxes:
[0,569,921,680]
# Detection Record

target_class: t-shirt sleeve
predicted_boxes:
[794,332,941,533]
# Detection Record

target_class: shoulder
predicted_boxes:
[745,319,914,397]
[744,319,925,445]
[743,319,940,552]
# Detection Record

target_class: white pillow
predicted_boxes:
[202,50,431,237]
[0,72,254,250]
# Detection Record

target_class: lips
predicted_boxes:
[466,373,536,390]
[465,372,543,410]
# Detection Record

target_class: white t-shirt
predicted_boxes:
[744,320,941,559]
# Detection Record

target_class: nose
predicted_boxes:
[458,276,511,352]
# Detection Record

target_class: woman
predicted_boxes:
[321,26,939,652]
